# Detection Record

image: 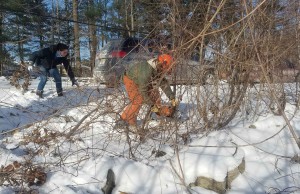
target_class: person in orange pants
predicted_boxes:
[116,54,178,128]
[121,75,144,126]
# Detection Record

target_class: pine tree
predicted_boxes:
[0,0,50,60]
[85,0,103,72]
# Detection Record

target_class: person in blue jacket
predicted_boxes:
[29,43,78,98]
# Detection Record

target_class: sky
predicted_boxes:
[0,76,300,194]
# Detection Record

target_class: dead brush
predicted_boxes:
[0,160,46,187]
[9,61,31,91]
[21,128,63,148]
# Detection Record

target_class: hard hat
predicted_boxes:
[158,54,173,70]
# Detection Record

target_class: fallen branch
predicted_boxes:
[65,106,100,139]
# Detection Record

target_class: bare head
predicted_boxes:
[57,43,69,57]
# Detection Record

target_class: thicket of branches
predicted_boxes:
[1,0,300,192]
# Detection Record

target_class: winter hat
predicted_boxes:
[158,54,173,70]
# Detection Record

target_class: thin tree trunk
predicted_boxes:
[87,0,97,74]
[297,1,300,67]
[17,22,24,62]
[56,0,60,42]
[72,0,81,76]
[36,0,44,48]
[64,0,72,46]
[124,0,134,37]
[102,0,109,47]
[125,0,130,36]
[51,0,55,44]
[0,12,3,75]
[130,0,134,34]
[64,0,73,68]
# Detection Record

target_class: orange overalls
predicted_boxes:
[121,75,173,125]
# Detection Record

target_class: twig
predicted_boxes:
[65,106,100,139]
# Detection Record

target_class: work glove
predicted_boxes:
[27,61,36,71]
[71,78,79,87]
[171,98,179,107]
[151,105,160,113]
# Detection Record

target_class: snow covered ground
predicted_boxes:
[0,76,300,194]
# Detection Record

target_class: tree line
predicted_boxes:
[0,0,299,77]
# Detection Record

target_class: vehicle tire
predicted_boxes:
[202,69,215,85]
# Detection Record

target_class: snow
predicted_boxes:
[0,76,300,194]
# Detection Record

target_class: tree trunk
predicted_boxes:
[0,12,3,76]
[64,0,72,46]
[51,0,55,44]
[130,0,134,35]
[124,0,134,37]
[87,0,97,74]
[17,21,24,62]
[298,1,300,67]
[72,0,81,76]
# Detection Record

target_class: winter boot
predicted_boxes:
[36,90,43,98]
[57,89,63,97]
[101,169,115,194]
[113,119,129,130]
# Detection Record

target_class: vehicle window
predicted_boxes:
[99,42,112,53]
[99,40,122,54]
[121,38,140,53]
[109,40,122,52]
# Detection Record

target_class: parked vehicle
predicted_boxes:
[94,37,215,87]
[249,60,300,84]
[94,37,156,87]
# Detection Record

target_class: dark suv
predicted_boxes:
[93,37,215,87]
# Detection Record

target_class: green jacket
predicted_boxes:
[124,60,175,104]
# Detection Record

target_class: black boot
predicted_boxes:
[36,90,43,98]
[101,169,115,194]
[57,89,63,97]
[113,119,129,129]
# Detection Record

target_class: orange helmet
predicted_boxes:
[158,54,173,70]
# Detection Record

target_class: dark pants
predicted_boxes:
[37,67,62,93]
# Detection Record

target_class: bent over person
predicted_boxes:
[115,54,178,129]
[29,43,78,98]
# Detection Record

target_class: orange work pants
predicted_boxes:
[121,75,173,125]
[121,75,144,125]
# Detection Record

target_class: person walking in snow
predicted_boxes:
[115,54,178,129]
[28,43,79,98]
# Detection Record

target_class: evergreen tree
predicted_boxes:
[0,0,50,60]
[85,0,103,71]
